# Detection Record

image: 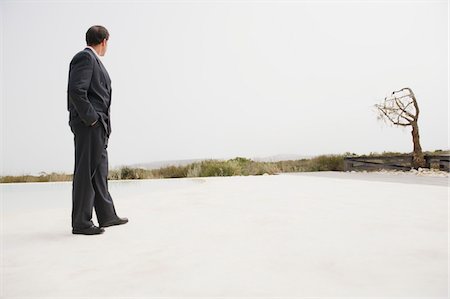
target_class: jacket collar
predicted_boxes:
[85,46,102,60]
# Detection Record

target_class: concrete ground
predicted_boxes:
[1,172,448,298]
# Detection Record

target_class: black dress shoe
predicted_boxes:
[100,217,129,228]
[72,225,105,235]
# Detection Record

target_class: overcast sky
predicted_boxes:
[0,0,448,175]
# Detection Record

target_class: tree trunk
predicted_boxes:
[411,121,426,168]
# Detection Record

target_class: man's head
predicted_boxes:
[86,25,109,56]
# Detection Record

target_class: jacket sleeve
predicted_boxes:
[68,52,98,126]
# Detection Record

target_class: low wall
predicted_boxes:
[344,155,450,172]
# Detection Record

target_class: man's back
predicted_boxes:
[67,48,112,135]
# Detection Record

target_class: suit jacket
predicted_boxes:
[67,48,112,136]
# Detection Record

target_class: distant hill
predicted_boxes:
[253,154,311,162]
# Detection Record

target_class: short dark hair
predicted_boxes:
[86,25,109,46]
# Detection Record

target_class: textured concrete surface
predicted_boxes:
[1,172,448,297]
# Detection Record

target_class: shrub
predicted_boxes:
[155,165,189,178]
[275,159,309,172]
[307,155,345,171]
[197,160,240,177]
[187,163,202,177]
[113,167,153,180]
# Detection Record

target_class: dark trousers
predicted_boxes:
[71,122,118,229]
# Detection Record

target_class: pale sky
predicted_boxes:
[0,0,448,175]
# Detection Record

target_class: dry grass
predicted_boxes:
[0,154,354,183]
[0,173,72,184]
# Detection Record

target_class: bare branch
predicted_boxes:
[394,97,415,120]
[393,87,412,95]
[392,121,410,127]
[376,105,411,127]
[407,87,420,119]
[398,113,413,123]
[402,101,415,114]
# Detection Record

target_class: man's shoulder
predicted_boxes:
[71,49,95,63]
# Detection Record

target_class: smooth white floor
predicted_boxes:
[1,172,448,298]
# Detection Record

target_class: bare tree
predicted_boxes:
[375,87,426,169]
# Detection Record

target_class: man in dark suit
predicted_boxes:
[68,25,128,235]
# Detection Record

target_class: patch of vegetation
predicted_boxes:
[0,172,72,183]
[363,151,410,157]
[426,149,450,155]
[108,167,154,180]
[307,155,345,171]
[360,150,450,157]
[185,157,279,177]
